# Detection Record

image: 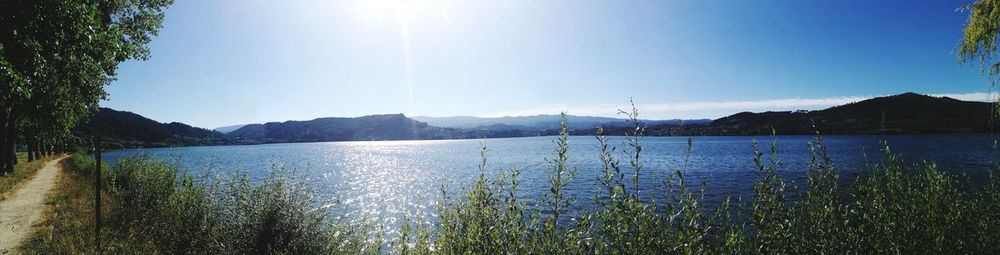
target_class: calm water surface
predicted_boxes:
[102,134,999,236]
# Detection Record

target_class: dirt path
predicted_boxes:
[0,156,68,253]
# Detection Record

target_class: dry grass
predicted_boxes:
[19,154,155,254]
[0,153,57,200]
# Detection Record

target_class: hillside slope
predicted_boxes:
[696,93,995,135]
[74,108,226,148]
[413,114,709,130]
[226,114,464,143]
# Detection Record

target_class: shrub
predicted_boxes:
[48,153,373,254]
[206,172,372,254]
[417,108,1000,254]
[20,152,155,254]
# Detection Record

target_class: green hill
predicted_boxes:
[74,108,227,149]
[661,92,996,135]
[225,114,466,143]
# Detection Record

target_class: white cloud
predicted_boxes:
[640,96,871,113]
[929,92,995,102]
[481,92,994,120]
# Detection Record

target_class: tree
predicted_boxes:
[961,0,1000,82]
[0,0,172,173]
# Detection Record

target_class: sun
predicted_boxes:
[358,0,447,19]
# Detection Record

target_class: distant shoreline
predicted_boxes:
[92,132,998,152]
[77,93,997,152]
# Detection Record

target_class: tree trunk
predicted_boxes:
[0,110,12,174]
[41,139,48,157]
[0,122,7,174]
[0,104,13,174]
[10,116,16,167]
[8,113,14,168]
[27,140,34,161]
[32,140,39,159]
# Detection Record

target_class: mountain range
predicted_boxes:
[411,115,710,130]
[213,124,246,134]
[225,114,456,143]
[654,92,995,136]
[76,92,996,149]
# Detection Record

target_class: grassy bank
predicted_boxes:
[0,152,56,199]
[19,114,1000,254]
[21,152,377,254]
[19,153,127,253]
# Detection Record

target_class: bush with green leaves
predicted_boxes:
[101,154,376,254]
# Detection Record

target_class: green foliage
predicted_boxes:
[745,131,792,253]
[841,146,995,253]
[25,152,373,254]
[110,154,373,254]
[0,0,174,173]
[961,0,1000,80]
[960,0,1000,116]
[536,112,580,253]
[64,150,104,177]
[21,152,154,254]
[431,145,534,254]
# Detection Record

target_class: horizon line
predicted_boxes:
[107,91,996,130]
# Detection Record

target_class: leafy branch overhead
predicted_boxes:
[0,0,173,173]
[960,0,1000,81]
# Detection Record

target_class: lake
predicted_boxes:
[101,134,999,236]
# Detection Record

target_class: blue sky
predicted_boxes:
[106,0,990,129]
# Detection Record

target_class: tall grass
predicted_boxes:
[404,107,1000,254]
[23,152,378,254]
[20,152,149,254]
[21,107,1000,254]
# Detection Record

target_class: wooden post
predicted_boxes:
[94,133,101,252]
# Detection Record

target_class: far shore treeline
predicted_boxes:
[76,92,996,150]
